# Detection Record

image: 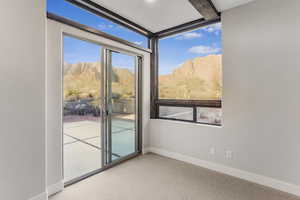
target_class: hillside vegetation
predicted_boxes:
[64,62,134,102]
[159,55,222,100]
[63,55,222,102]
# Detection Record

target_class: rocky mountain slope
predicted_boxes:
[159,55,222,100]
[63,55,222,101]
[63,62,134,101]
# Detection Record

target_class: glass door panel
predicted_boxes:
[105,50,139,162]
[63,35,102,183]
[62,35,142,184]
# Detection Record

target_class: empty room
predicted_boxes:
[1,0,300,199]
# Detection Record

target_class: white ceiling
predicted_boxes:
[91,0,254,33]
[91,0,202,32]
[211,0,254,12]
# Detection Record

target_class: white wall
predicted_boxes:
[0,1,46,200]
[150,0,300,191]
[46,20,151,192]
[46,20,64,195]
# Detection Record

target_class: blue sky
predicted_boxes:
[64,36,135,69]
[64,36,101,64]
[47,0,147,47]
[49,0,221,74]
[159,23,222,74]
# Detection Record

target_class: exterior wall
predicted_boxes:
[0,1,46,200]
[150,0,300,187]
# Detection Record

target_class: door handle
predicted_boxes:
[102,109,111,117]
[102,109,109,117]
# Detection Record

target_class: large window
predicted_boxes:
[47,0,148,48]
[157,22,222,126]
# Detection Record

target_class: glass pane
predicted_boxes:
[158,23,222,100]
[109,52,136,161]
[197,107,222,125]
[159,106,193,121]
[47,0,148,48]
[63,35,102,182]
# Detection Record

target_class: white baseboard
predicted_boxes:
[29,192,48,200]
[47,180,64,196]
[148,147,300,197]
[142,147,151,154]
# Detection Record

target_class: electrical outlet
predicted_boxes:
[209,147,215,155]
[225,150,233,159]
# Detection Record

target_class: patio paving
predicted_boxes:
[112,130,135,160]
[64,141,101,182]
[64,121,101,140]
[64,135,77,145]
[63,119,135,182]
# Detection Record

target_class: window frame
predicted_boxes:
[47,12,151,53]
[150,19,222,126]
[46,0,221,125]
[156,99,222,126]
[157,100,222,126]
[47,0,152,49]
[65,0,153,37]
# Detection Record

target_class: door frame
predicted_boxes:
[62,31,143,187]
[102,48,143,166]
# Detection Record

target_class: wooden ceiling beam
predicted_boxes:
[189,0,219,20]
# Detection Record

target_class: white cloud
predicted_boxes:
[204,23,221,33]
[188,45,220,54]
[134,41,143,45]
[116,25,131,32]
[98,24,115,30]
[175,63,184,68]
[176,32,202,40]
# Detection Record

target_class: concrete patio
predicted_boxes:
[63,119,135,182]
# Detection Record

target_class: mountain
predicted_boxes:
[159,55,222,100]
[63,55,222,101]
[63,62,134,101]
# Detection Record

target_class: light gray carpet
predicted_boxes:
[50,153,300,200]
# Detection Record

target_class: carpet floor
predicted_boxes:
[50,153,299,200]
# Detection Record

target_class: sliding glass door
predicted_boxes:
[63,34,142,184]
[63,35,103,183]
[103,50,141,163]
